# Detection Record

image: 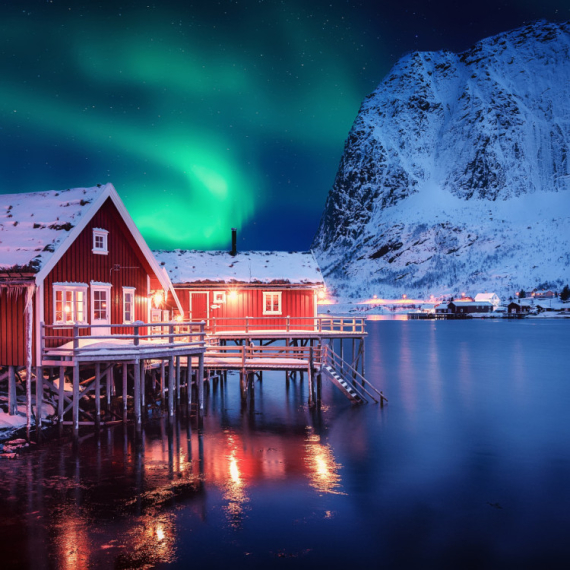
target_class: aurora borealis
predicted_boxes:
[1,1,569,251]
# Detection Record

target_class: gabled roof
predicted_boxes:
[153,250,324,286]
[474,293,500,302]
[0,183,174,298]
[1,185,106,273]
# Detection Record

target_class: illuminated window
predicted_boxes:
[92,228,109,255]
[53,284,88,324]
[262,291,282,315]
[213,291,226,304]
[123,287,135,324]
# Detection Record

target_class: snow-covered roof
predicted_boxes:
[474,293,499,302]
[153,250,324,286]
[0,185,107,273]
[450,301,493,307]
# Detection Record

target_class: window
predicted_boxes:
[53,284,88,324]
[213,291,226,304]
[123,287,135,324]
[92,228,109,255]
[262,291,282,315]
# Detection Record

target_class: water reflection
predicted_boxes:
[304,427,344,495]
[0,388,346,567]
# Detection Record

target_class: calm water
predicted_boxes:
[1,319,570,569]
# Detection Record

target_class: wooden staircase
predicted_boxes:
[321,364,366,403]
[320,345,386,405]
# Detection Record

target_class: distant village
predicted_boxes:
[348,289,570,319]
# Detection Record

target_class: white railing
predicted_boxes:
[203,315,365,335]
[40,320,206,359]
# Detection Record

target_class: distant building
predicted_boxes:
[435,303,451,314]
[507,302,531,315]
[533,290,556,299]
[474,292,501,309]
[449,301,494,314]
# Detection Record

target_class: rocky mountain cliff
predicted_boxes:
[313,20,570,300]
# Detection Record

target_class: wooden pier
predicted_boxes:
[2,316,385,436]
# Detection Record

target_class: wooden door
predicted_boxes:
[190,292,209,323]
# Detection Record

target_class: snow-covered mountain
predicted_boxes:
[313,20,570,300]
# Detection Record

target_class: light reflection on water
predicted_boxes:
[1,319,570,568]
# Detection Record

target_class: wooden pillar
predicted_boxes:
[188,356,193,409]
[134,358,141,427]
[168,356,175,417]
[72,363,80,431]
[160,360,166,401]
[8,365,17,416]
[95,363,101,420]
[176,356,181,403]
[307,365,314,407]
[35,366,43,425]
[122,363,128,421]
[361,338,366,380]
[106,368,112,407]
[140,360,145,411]
[58,367,65,422]
[198,354,204,411]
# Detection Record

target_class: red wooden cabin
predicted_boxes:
[0,183,181,369]
[153,249,325,332]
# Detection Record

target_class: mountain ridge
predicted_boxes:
[313,20,570,299]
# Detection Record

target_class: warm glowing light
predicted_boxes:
[317,289,326,300]
[304,428,344,495]
[373,294,377,299]
[152,291,164,308]
[156,525,165,542]
[175,315,183,322]
[64,305,71,313]
[402,294,407,299]
[228,290,238,300]
[229,456,240,483]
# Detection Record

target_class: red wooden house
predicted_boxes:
[153,246,325,332]
[0,183,181,370]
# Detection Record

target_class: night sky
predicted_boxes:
[1,1,569,252]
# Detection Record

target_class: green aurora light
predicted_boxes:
[1,1,568,250]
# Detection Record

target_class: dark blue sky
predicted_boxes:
[1,1,568,251]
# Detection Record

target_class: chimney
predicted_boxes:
[230,227,237,256]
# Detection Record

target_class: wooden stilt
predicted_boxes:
[73,363,80,431]
[361,338,366,381]
[58,367,65,422]
[198,354,204,411]
[35,366,43,425]
[176,356,181,403]
[188,357,193,409]
[8,365,17,416]
[161,360,166,401]
[140,360,145,411]
[106,368,112,407]
[134,357,141,427]
[95,363,101,420]
[122,363,128,421]
[168,357,175,417]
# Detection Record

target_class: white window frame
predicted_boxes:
[53,283,88,325]
[213,291,226,304]
[262,291,282,315]
[90,283,113,325]
[92,228,109,255]
[123,287,136,324]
